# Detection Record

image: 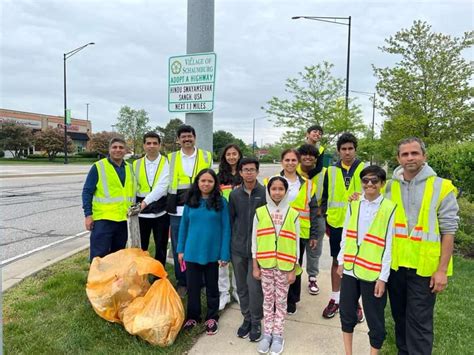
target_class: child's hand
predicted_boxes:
[348,192,361,202]
[252,267,261,280]
[287,269,296,284]
[309,239,318,250]
[178,253,184,265]
[219,261,228,267]
[374,280,385,298]
[337,265,344,278]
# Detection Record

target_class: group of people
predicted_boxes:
[82,124,459,355]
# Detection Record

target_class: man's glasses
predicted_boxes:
[241,168,257,173]
[362,177,381,185]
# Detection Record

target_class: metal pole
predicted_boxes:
[252,118,256,156]
[371,92,375,165]
[345,16,351,111]
[86,103,89,121]
[63,54,68,164]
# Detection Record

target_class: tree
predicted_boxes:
[0,122,34,158]
[374,20,473,159]
[115,106,151,155]
[213,130,251,158]
[34,128,74,161]
[89,131,123,156]
[262,62,365,147]
[155,118,184,154]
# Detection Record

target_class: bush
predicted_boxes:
[0,150,4,158]
[456,197,474,257]
[77,151,99,158]
[27,154,47,159]
[427,141,474,201]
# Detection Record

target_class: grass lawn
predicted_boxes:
[382,256,474,354]
[2,248,207,354]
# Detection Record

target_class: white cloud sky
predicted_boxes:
[1,0,472,145]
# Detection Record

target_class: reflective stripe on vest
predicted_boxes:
[343,198,397,281]
[383,176,456,276]
[255,206,299,271]
[220,184,233,201]
[168,149,212,194]
[326,162,367,228]
[133,156,166,198]
[312,167,326,205]
[92,159,136,222]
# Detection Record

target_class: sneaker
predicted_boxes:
[257,334,272,354]
[177,285,187,298]
[322,299,339,318]
[308,276,320,295]
[237,319,251,338]
[287,302,297,315]
[249,322,262,342]
[205,319,218,335]
[183,319,197,331]
[219,292,231,311]
[269,335,285,355]
[232,289,240,304]
[357,303,365,323]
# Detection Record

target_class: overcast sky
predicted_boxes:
[1,0,472,145]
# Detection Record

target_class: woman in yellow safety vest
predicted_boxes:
[216,144,243,310]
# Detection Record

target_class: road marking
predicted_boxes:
[0,231,89,266]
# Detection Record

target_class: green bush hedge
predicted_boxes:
[456,197,474,257]
[76,151,99,158]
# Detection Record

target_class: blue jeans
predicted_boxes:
[170,215,186,287]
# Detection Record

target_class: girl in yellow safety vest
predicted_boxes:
[252,176,300,355]
[336,165,396,355]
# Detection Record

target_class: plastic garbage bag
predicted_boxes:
[122,277,185,347]
[86,248,164,323]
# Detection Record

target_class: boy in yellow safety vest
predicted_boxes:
[337,165,396,354]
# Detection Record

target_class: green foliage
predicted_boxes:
[213,130,251,159]
[89,131,123,156]
[76,151,100,158]
[263,62,366,146]
[375,21,473,160]
[0,150,4,158]
[426,141,474,200]
[456,197,474,257]
[115,106,151,155]
[0,122,34,158]
[34,128,74,161]
[155,118,184,154]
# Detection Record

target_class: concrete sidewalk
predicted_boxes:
[189,239,371,354]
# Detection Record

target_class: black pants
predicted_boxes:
[186,261,219,322]
[388,267,436,355]
[287,238,306,306]
[89,220,128,261]
[138,214,170,267]
[340,274,387,349]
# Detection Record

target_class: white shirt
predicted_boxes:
[337,194,394,282]
[170,148,197,217]
[285,178,301,203]
[138,155,169,218]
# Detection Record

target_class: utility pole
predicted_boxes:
[86,103,90,121]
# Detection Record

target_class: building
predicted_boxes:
[0,108,92,156]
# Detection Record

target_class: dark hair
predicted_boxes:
[397,137,426,156]
[281,148,300,161]
[185,169,223,211]
[307,125,323,134]
[359,165,387,182]
[238,157,260,171]
[143,131,161,144]
[218,144,243,186]
[297,144,319,158]
[267,176,289,193]
[109,137,126,147]
[336,132,358,151]
[176,124,196,138]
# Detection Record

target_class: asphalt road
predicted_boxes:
[0,163,281,263]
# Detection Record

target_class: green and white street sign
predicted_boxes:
[168,52,216,113]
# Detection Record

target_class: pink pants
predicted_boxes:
[261,268,290,336]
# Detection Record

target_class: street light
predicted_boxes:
[252,115,269,156]
[351,89,376,163]
[86,103,90,121]
[292,16,352,111]
[63,42,95,164]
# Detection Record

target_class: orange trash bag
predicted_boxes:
[122,277,185,346]
[86,248,165,323]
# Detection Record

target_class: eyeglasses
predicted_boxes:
[362,177,381,185]
[241,168,257,173]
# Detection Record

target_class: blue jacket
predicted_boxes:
[177,197,231,264]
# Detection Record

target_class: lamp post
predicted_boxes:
[292,16,352,111]
[351,90,376,163]
[86,103,90,121]
[252,115,269,156]
[63,42,94,164]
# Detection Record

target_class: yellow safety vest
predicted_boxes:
[255,206,299,271]
[343,198,397,281]
[220,184,233,201]
[296,164,326,206]
[326,162,367,228]
[92,158,136,222]
[133,156,167,198]
[383,177,456,277]
[167,149,212,194]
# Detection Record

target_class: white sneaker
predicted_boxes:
[219,292,231,311]
[269,335,284,355]
[232,289,240,304]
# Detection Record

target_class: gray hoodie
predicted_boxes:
[251,180,301,259]
[391,163,459,235]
